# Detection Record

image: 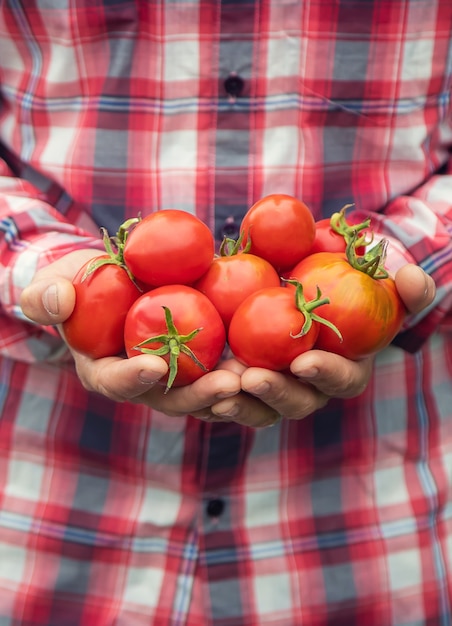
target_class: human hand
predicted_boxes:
[208,353,374,427]
[208,264,436,427]
[20,250,243,416]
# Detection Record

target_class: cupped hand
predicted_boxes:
[70,350,244,416]
[210,352,374,426]
[20,250,244,418]
[209,264,436,427]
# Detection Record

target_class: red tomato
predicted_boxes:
[288,245,406,360]
[240,194,315,272]
[228,282,336,370]
[123,210,215,287]
[311,219,366,255]
[311,207,370,255]
[194,252,281,329]
[124,285,226,389]
[63,256,142,359]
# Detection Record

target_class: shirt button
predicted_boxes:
[206,498,225,517]
[224,74,244,97]
[219,216,240,240]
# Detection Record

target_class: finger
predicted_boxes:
[76,353,243,415]
[395,264,436,314]
[73,353,169,402]
[290,350,373,398]
[211,359,286,427]
[20,249,103,325]
[21,278,76,325]
[152,369,242,416]
[237,367,328,421]
[189,410,226,423]
[211,390,283,428]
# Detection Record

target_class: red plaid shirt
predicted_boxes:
[1,1,452,624]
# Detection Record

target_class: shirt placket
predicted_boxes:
[212,1,257,244]
[196,421,254,623]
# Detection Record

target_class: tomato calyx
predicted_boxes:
[284,279,343,341]
[219,231,251,256]
[346,234,390,280]
[131,306,208,392]
[81,218,141,285]
[330,204,372,252]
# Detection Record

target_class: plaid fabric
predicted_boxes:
[1,0,452,624]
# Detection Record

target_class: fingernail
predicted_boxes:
[294,367,318,379]
[213,402,239,418]
[43,284,59,316]
[423,270,430,297]
[266,414,283,428]
[215,389,238,400]
[247,381,270,396]
[138,370,159,385]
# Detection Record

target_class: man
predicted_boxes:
[1,1,450,624]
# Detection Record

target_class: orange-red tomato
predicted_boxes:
[288,251,406,359]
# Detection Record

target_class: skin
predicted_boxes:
[20,250,436,429]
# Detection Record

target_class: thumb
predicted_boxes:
[395,264,436,315]
[21,277,76,325]
[20,249,102,325]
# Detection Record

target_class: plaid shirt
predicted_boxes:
[1,1,452,624]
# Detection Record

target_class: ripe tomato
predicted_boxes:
[228,282,339,370]
[288,243,406,360]
[124,284,226,390]
[123,210,215,287]
[311,205,370,255]
[240,194,315,272]
[194,249,281,330]
[63,255,142,359]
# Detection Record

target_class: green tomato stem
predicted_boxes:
[284,280,343,341]
[345,235,389,279]
[330,204,372,251]
[219,230,251,256]
[80,220,141,287]
[132,306,207,393]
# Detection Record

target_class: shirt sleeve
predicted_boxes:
[0,167,104,363]
[354,168,452,353]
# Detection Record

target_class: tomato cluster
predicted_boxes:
[62,194,406,391]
